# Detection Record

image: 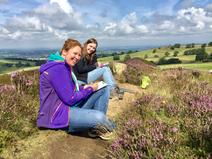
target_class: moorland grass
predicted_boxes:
[108,68,212,159]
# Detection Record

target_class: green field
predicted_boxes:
[0,59,17,63]
[0,65,39,75]
[0,59,38,74]
[98,45,212,71]
[158,62,212,71]
[99,45,211,62]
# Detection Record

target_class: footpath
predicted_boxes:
[4,83,142,159]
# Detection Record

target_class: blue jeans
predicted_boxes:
[69,86,115,132]
[77,67,116,90]
[87,67,116,90]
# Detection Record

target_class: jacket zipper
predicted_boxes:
[51,102,62,123]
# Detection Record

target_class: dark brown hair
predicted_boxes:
[83,38,98,63]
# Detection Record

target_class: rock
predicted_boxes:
[112,62,127,76]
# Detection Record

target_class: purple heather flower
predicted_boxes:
[171,127,178,133]
[138,137,148,149]
[0,84,15,93]
[10,71,18,78]
[124,118,141,131]
[26,79,33,86]
[111,138,124,152]
[129,151,141,159]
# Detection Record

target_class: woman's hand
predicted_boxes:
[84,82,98,91]
[98,62,104,68]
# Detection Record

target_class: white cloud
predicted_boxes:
[177,7,212,31]
[159,21,175,30]
[8,31,22,39]
[0,0,84,43]
[33,2,83,30]
[0,1,212,48]
[104,12,149,36]
[137,25,149,33]
[179,26,186,32]
[0,27,10,34]
[177,7,206,21]
[7,16,43,31]
[120,23,134,34]
[50,0,73,14]
[104,23,117,35]
[121,12,137,25]
[196,21,205,30]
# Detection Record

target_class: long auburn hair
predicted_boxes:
[60,38,82,53]
[82,38,98,63]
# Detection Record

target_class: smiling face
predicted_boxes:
[62,46,82,66]
[86,43,97,55]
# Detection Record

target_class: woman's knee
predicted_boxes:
[99,66,109,73]
[93,111,106,123]
[102,66,111,72]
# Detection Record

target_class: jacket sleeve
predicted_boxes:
[49,64,93,106]
[76,57,97,74]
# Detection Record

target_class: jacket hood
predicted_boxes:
[40,61,65,74]
[48,52,64,61]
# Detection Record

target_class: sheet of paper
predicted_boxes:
[97,81,108,90]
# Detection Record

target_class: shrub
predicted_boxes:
[186,43,195,48]
[154,55,159,58]
[208,42,212,46]
[170,46,175,50]
[144,54,148,59]
[165,52,170,57]
[152,49,157,53]
[158,58,182,65]
[173,51,179,57]
[201,43,207,48]
[174,43,181,48]
[123,54,131,62]
[113,54,120,61]
[195,50,208,62]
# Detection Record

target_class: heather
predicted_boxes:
[0,71,39,154]
[123,58,156,85]
[108,68,212,159]
[0,61,211,158]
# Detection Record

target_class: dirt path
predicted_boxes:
[4,83,142,159]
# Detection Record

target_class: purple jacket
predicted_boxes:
[37,61,93,129]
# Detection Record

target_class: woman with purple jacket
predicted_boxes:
[37,38,115,140]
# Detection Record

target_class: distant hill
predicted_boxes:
[98,45,212,71]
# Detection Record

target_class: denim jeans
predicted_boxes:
[69,86,115,132]
[87,67,116,90]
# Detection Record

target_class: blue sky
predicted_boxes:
[0,0,211,49]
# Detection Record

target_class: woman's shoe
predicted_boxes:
[99,131,115,140]
[118,89,124,100]
[88,125,115,140]
[110,86,124,100]
[110,89,118,99]
[87,130,98,138]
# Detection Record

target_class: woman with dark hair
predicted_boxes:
[73,38,120,97]
[37,38,115,140]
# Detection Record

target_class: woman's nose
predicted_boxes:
[76,54,81,60]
